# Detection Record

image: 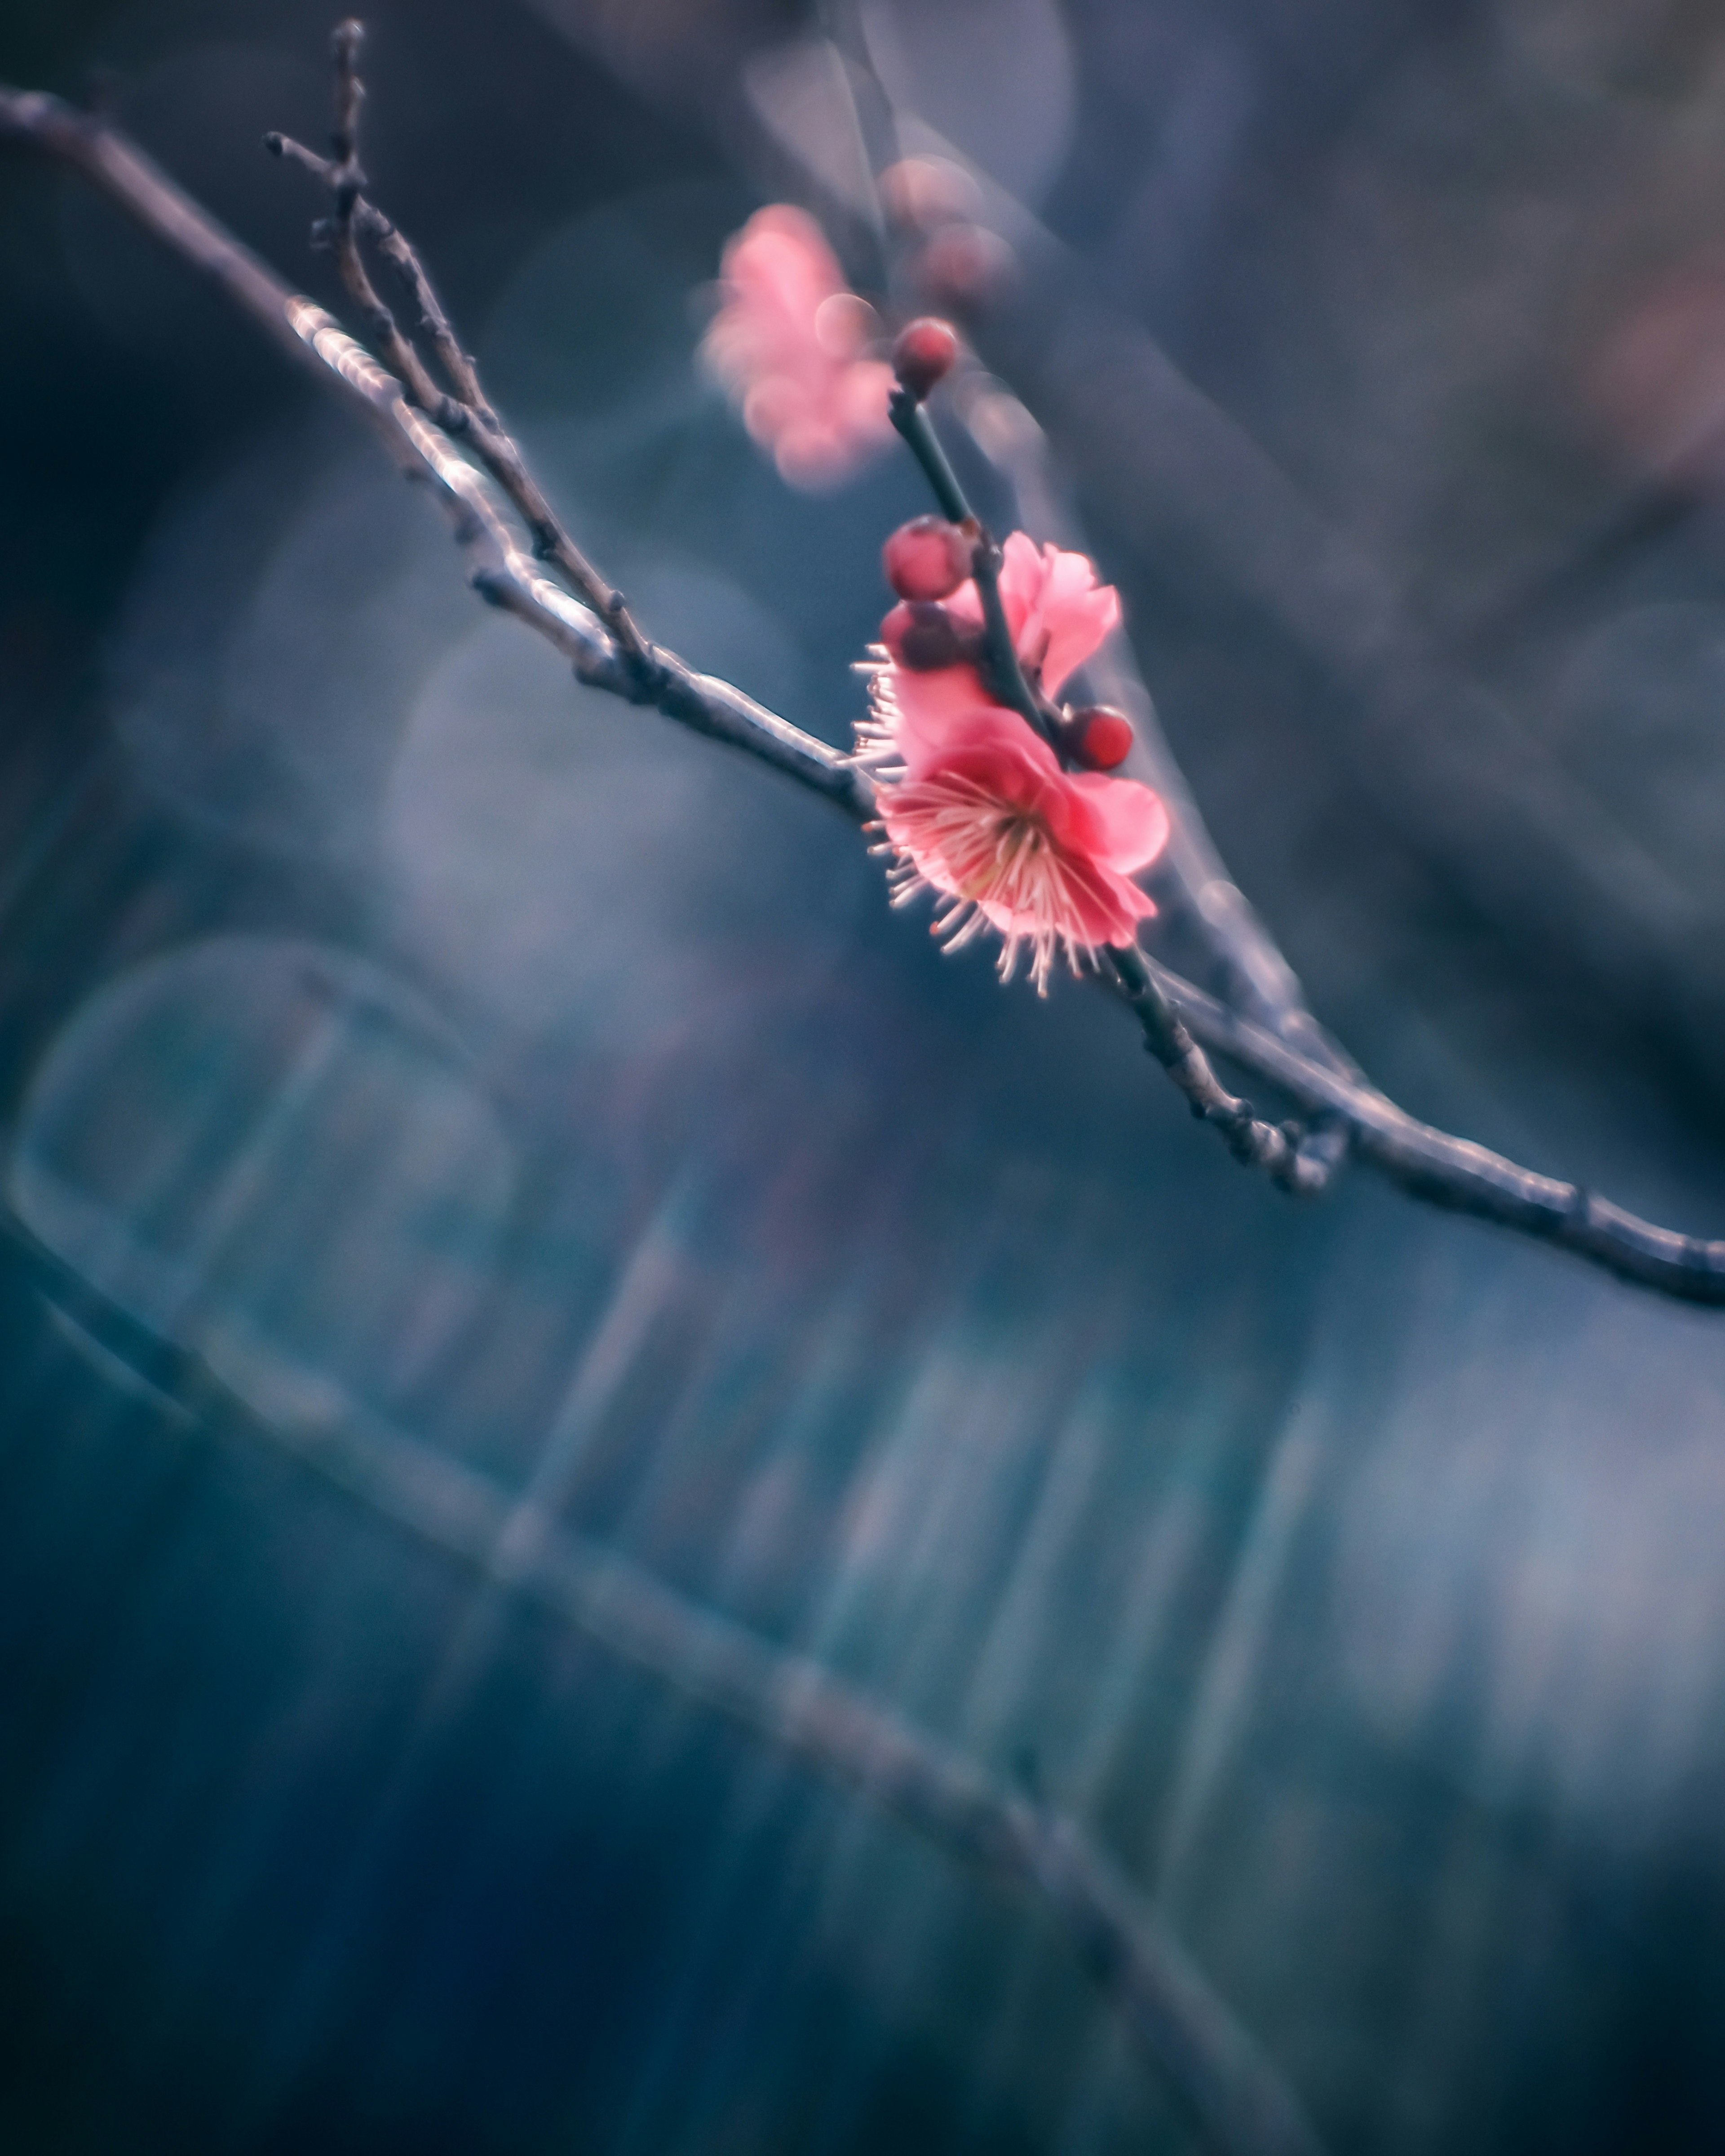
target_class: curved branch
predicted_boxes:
[2,84,1721,1312]
[1141,963,1725,1302]
[0,89,871,822]
[0,1203,1327,2156]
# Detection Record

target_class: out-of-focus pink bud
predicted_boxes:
[892,317,960,401]
[879,157,984,236]
[1590,256,1725,487]
[914,225,1017,310]
[882,516,972,601]
[1069,707,1136,770]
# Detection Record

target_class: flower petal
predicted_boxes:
[994,531,1045,645]
[888,670,1061,781]
[936,535,1120,695]
[1038,569,1120,698]
[1063,770,1170,872]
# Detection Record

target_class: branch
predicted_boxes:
[8,66,1254,1170]
[1,81,1721,1318]
[270,22,659,683]
[0,87,870,821]
[1144,962,1725,1303]
[0,1203,1327,2156]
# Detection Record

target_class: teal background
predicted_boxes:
[7,3,1725,2152]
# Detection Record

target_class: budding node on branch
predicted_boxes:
[1069,707,1136,770]
[892,317,960,402]
[883,515,970,601]
[880,599,981,672]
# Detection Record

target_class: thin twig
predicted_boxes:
[946,372,1362,1193]
[0,88,868,820]
[265,128,492,416]
[884,380,1332,1173]
[1109,947,1318,1193]
[0,1202,1327,2156]
[269,22,659,685]
[319,21,447,415]
[886,383,1062,749]
[2,80,1723,1309]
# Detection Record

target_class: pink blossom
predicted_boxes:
[859,679,1167,996]
[702,206,896,490]
[882,532,1123,747]
[857,534,1162,990]
[948,532,1122,698]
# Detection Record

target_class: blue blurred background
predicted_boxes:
[7,0,1725,2149]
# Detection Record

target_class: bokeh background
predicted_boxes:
[7,0,1725,2150]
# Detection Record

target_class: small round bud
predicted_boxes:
[1070,706,1135,770]
[881,601,977,672]
[892,317,960,401]
[883,516,971,601]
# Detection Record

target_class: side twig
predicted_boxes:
[887,382,1062,750]
[1110,946,1318,1192]
[265,129,491,417]
[0,89,869,821]
[947,372,1359,1193]
[2,81,1724,1308]
[0,1202,1327,2156]
[315,21,449,422]
[884,379,1351,1180]
[270,20,659,685]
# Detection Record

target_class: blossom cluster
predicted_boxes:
[858,534,1168,994]
[706,201,1169,993]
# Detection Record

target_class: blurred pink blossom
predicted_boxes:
[702,206,896,490]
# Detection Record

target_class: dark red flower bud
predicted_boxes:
[880,600,979,672]
[891,317,960,401]
[1070,706,1135,770]
[882,515,971,601]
